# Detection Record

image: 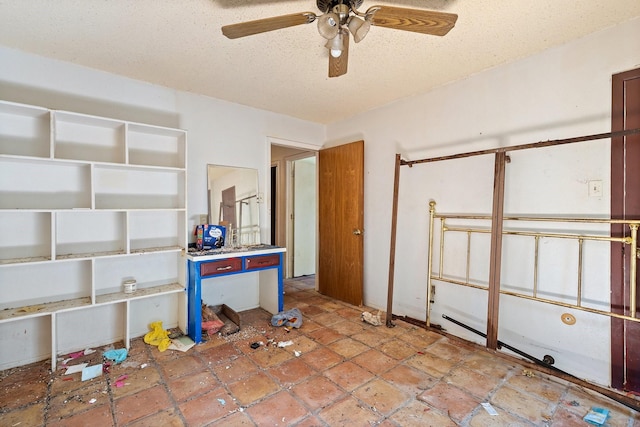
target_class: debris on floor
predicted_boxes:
[220,325,261,343]
[66,350,85,359]
[81,364,102,381]
[64,363,88,375]
[120,360,141,369]
[583,407,610,426]
[203,303,241,336]
[103,348,128,364]
[168,335,196,352]
[522,369,535,377]
[113,374,128,388]
[202,302,225,335]
[277,340,293,348]
[361,310,383,326]
[60,348,96,366]
[481,402,499,416]
[271,308,303,328]
[144,321,171,352]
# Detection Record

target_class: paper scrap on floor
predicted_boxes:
[169,336,196,352]
[481,402,499,416]
[81,364,102,381]
[64,363,88,375]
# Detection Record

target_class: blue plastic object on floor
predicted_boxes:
[583,407,610,426]
[103,348,128,364]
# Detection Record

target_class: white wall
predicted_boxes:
[0,46,325,243]
[326,17,640,386]
[0,46,324,363]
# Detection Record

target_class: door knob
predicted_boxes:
[353,228,362,235]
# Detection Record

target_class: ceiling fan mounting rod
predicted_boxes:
[333,3,351,25]
[317,0,363,14]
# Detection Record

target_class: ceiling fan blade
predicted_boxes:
[328,33,349,78]
[368,6,458,36]
[222,12,316,39]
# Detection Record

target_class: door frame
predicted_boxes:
[286,152,318,278]
[267,137,320,280]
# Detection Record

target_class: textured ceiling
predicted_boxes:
[0,0,639,124]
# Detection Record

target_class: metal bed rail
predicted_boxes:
[426,201,639,325]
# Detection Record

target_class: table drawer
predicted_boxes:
[200,258,242,277]
[245,254,280,270]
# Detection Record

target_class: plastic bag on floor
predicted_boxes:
[143,321,171,352]
[271,308,303,328]
[103,348,128,364]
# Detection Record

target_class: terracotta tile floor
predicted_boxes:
[2,276,640,426]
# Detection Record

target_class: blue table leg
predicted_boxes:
[187,260,203,343]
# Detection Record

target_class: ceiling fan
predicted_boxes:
[221,0,458,78]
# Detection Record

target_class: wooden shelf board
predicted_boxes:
[0,247,184,266]
[56,250,126,260]
[0,256,51,266]
[95,283,184,305]
[0,297,91,322]
[130,246,183,255]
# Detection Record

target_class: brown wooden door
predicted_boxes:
[318,140,364,306]
[611,67,640,392]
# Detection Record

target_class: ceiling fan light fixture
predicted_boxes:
[325,32,344,58]
[347,16,370,43]
[317,12,340,39]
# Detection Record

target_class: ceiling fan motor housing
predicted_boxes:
[317,0,363,14]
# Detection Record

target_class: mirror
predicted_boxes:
[207,165,260,246]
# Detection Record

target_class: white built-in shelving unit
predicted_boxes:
[0,100,187,370]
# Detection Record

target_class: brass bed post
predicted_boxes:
[630,223,638,318]
[577,238,584,307]
[439,217,445,279]
[466,230,472,284]
[426,201,437,327]
[533,235,539,298]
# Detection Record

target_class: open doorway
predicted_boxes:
[271,143,318,279]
